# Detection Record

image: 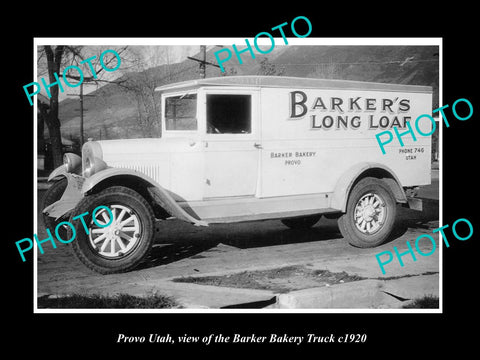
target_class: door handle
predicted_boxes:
[254,143,263,149]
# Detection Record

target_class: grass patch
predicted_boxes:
[38,293,179,309]
[173,266,366,293]
[402,295,439,309]
[312,269,365,283]
[374,271,439,281]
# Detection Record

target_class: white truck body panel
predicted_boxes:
[93,76,432,222]
[259,86,431,198]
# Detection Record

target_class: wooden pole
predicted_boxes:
[80,82,84,145]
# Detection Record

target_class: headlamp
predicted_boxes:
[63,153,82,172]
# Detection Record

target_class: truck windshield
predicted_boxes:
[165,94,197,131]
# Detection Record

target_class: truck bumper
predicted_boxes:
[406,196,439,220]
[43,173,85,220]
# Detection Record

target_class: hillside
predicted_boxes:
[57,45,439,142]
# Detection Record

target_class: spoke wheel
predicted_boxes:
[88,204,142,259]
[353,193,386,235]
[70,186,155,274]
[338,177,396,248]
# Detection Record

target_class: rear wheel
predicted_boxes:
[281,215,321,229]
[70,186,155,274]
[338,177,396,248]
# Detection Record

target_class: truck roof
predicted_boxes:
[155,75,432,94]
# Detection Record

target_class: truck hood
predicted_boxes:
[94,137,196,160]
[82,137,198,187]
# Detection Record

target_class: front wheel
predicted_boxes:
[338,177,397,248]
[70,186,155,274]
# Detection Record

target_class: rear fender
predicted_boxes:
[331,162,407,212]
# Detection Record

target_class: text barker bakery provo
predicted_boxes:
[289,91,412,130]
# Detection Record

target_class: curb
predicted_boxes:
[277,279,393,309]
[276,274,439,309]
[38,280,278,310]
[117,281,278,309]
[37,274,439,310]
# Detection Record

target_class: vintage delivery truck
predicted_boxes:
[42,76,432,274]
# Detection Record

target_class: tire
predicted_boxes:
[69,186,155,274]
[281,215,321,229]
[42,177,68,238]
[338,177,396,248]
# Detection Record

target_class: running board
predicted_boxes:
[203,208,339,224]
[177,193,337,224]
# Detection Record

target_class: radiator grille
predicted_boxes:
[111,163,163,184]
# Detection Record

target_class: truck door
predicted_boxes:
[201,90,260,199]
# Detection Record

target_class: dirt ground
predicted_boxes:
[35,172,439,308]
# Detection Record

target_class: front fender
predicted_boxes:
[43,172,85,220]
[83,168,208,227]
[47,164,68,182]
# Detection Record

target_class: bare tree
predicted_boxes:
[120,46,174,137]
[42,45,65,168]
[257,57,285,76]
[38,45,129,168]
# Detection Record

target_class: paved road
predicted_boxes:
[35,189,440,308]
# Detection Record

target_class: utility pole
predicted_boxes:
[79,82,84,145]
[64,55,128,146]
[187,45,220,78]
[67,77,95,146]
[199,45,206,79]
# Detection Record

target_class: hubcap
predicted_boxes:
[353,193,386,235]
[88,205,141,258]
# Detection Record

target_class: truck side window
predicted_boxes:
[206,94,251,134]
[165,94,197,131]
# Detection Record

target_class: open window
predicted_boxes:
[206,94,251,134]
[164,93,197,131]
